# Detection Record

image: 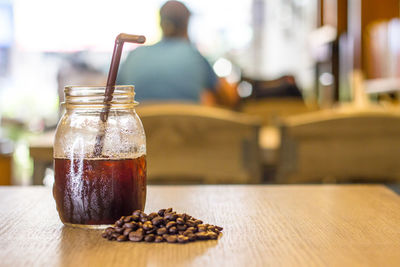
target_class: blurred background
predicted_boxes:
[0,0,400,187]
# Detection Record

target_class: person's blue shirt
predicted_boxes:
[117,38,218,102]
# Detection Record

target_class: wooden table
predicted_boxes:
[1,185,400,266]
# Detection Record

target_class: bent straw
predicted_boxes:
[94,33,146,157]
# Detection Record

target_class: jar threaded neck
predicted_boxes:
[64,86,137,109]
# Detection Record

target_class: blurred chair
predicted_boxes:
[275,108,400,183]
[240,98,316,125]
[29,131,54,185]
[136,103,262,184]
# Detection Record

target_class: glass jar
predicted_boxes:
[53,86,146,228]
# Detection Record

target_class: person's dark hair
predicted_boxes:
[160,1,190,37]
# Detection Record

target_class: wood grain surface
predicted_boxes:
[1,185,400,267]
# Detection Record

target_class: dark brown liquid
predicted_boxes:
[53,155,146,225]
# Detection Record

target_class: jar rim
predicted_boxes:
[63,85,138,109]
[64,85,134,95]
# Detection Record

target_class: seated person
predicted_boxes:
[117,1,237,107]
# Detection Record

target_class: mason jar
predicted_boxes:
[53,86,146,228]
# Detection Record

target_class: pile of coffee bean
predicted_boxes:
[101,208,223,244]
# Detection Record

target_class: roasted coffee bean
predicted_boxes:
[187,233,196,241]
[148,212,158,220]
[112,232,120,239]
[198,226,207,232]
[142,221,153,231]
[129,228,144,241]
[165,208,173,213]
[176,217,185,225]
[123,216,132,223]
[168,226,178,234]
[186,227,196,233]
[117,235,127,242]
[186,220,196,227]
[102,208,223,244]
[140,216,148,223]
[132,210,141,216]
[158,209,166,216]
[123,222,137,229]
[128,235,142,242]
[177,235,189,243]
[131,215,140,222]
[166,221,177,229]
[114,227,124,234]
[177,224,187,231]
[207,231,218,240]
[182,213,191,221]
[165,235,177,243]
[129,228,144,242]
[157,227,167,235]
[105,227,114,235]
[152,216,164,226]
[137,228,145,235]
[123,228,133,236]
[195,232,208,240]
[183,230,193,236]
[154,236,163,243]
[144,234,156,242]
[165,213,178,221]
[146,228,157,235]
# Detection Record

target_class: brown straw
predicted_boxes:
[94,33,146,157]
